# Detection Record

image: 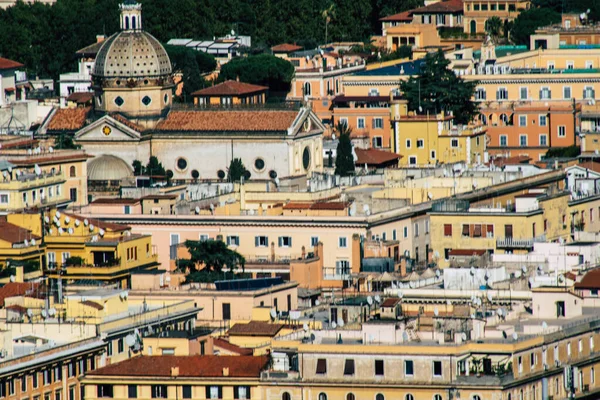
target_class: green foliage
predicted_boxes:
[219,54,295,93]
[65,256,85,266]
[354,44,413,64]
[165,45,216,102]
[227,158,249,182]
[485,16,503,39]
[532,0,600,21]
[510,7,561,46]
[183,239,245,273]
[134,156,167,176]
[185,270,251,283]
[399,50,478,125]
[54,134,80,150]
[439,27,467,39]
[543,146,581,159]
[334,122,355,177]
[132,160,144,176]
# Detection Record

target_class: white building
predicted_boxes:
[58,36,105,98]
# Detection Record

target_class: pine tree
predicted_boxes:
[334,122,355,177]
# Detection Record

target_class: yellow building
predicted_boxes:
[191,80,268,106]
[390,102,486,166]
[463,0,530,34]
[6,209,159,288]
[0,218,43,271]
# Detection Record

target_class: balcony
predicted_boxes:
[496,235,546,249]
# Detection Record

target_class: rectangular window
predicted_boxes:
[530,352,535,369]
[519,115,527,127]
[182,386,192,399]
[255,236,268,247]
[54,365,62,381]
[21,376,27,393]
[152,385,168,399]
[33,373,38,388]
[451,139,459,148]
[339,117,348,127]
[520,87,528,100]
[403,227,408,238]
[43,370,50,386]
[584,87,596,99]
[278,236,292,247]
[416,139,424,148]
[372,137,383,148]
[473,224,482,238]
[392,229,397,241]
[128,385,137,399]
[373,118,384,129]
[97,385,113,398]
[433,361,442,377]
[586,61,594,69]
[316,358,327,374]
[554,345,559,361]
[566,61,574,70]
[405,360,414,376]
[431,150,436,159]
[539,115,547,126]
[591,336,595,351]
[8,380,14,396]
[500,135,507,147]
[69,387,75,400]
[518,356,523,373]
[444,224,452,237]
[414,223,419,237]
[205,386,221,400]
[540,134,547,146]
[338,237,347,248]
[199,234,209,241]
[161,348,175,355]
[310,236,319,247]
[568,342,572,356]
[558,126,566,137]
[405,139,411,148]
[118,338,124,353]
[375,360,384,376]
[462,224,470,237]
[343,359,355,375]
[564,86,572,99]
[222,303,231,320]
[496,88,508,100]
[357,118,365,129]
[0,194,8,204]
[234,386,250,400]
[520,135,527,146]
[408,156,417,165]
[540,87,551,99]
[226,236,240,246]
[56,390,62,400]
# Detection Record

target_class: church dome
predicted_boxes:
[88,155,133,181]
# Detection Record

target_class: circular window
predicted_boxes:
[176,158,188,170]
[269,170,277,179]
[164,93,169,104]
[302,147,311,170]
[116,80,121,86]
[114,96,124,107]
[142,96,152,106]
[243,170,251,180]
[144,79,149,85]
[166,170,174,179]
[254,158,265,171]
[191,169,199,179]
[217,170,226,180]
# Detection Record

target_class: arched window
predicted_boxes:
[470,20,476,35]
[282,393,291,400]
[472,396,481,400]
[507,394,511,400]
[303,82,311,97]
[125,16,129,30]
[376,394,385,400]
[405,395,414,400]
[69,166,76,178]
[132,16,136,30]
[433,395,443,400]
[318,394,327,400]
[346,394,355,400]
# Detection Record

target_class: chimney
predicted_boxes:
[96,35,105,43]
[222,367,229,377]
[236,75,240,82]
[171,367,179,377]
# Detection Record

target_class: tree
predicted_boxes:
[334,122,355,176]
[132,160,144,176]
[219,54,295,93]
[485,16,502,40]
[399,50,478,125]
[510,7,560,46]
[165,45,216,102]
[145,156,166,176]
[54,134,80,149]
[183,239,245,273]
[227,158,249,182]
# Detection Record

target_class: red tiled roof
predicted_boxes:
[66,92,94,104]
[111,113,146,132]
[141,194,178,200]
[355,148,401,166]
[381,298,400,307]
[90,198,140,205]
[380,10,413,22]
[87,355,268,377]
[448,249,488,256]
[283,202,347,211]
[271,44,303,53]
[212,338,253,356]
[411,0,464,14]
[0,282,42,307]
[0,57,24,70]
[76,40,105,56]
[575,269,600,289]
[156,110,298,132]
[227,321,283,337]
[7,153,92,167]
[0,219,40,245]
[46,107,91,132]
[191,80,268,97]
[491,155,532,167]
[80,300,104,310]
[5,304,27,313]
[576,161,600,174]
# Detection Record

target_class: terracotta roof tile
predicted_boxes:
[355,148,401,166]
[141,194,178,200]
[283,201,347,211]
[66,92,94,104]
[191,81,268,97]
[380,10,413,22]
[577,161,600,174]
[381,298,400,307]
[575,268,600,289]
[227,321,283,337]
[156,110,298,132]
[76,41,105,56]
[0,219,40,245]
[87,355,268,377]
[111,113,146,132]
[47,107,91,132]
[0,282,42,307]
[271,44,303,53]
[0,57,24,70]
[448,249,488,256]
[90,198,141,205]
[5,304,27,313]
[212,338,253,355]
[411,0,463,14]
[490,155,532,167]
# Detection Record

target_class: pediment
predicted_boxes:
[74,115,141,142]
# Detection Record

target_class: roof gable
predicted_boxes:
[191,80,268,97]
[74,115,141,142]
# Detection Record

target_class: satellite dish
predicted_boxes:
[58,228,64,234]
[27,309,33,317]
[435,270,441,278]
[48,228,53,235]
[521,265,527,273]
[195,206,200,214]
[471,313,476,319]
[34,164,41,175]
[374,295,381,303]
[49,308,56,317]
[487,292,493,302]
[542,321,548,330]
[74,219,80,227]
[447,300,452,305]
[427,192,433,200]
[68,227,74,235]
[409,281,415,288]
[99,229,105,237]
[433,307,439,316]
[461,332,467,340]
[31,239,36,246]
[310,333,316,341]
[337,318,345,327]
[49,147,54,153]
[502,330,508,339]
[367,296,373,305]
[315,299,320,306]
[402,331,409,341]
[398,291,403,299]
[9,275,15,282]
[558,275,565,283]
[470,267,476,276]
[496,308,503,317]
[24,239,28,247]
[331,321,337,329]
[41,309,47,318]
[515,271,522,278]
[55,211,61,218]
[44,216,50,223]
[125,334,136,347]
[270,309,277,320]
[64,216,70,224]
[303,323,309,332]
[84,219,89,226]
[89,224,95,231]
[512,332,519,340]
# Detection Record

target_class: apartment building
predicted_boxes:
[463,0,530,34]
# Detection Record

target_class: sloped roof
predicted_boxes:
[212,338,253,355]
[283,202,347,211]
[155,110,298,132]
[110,113,146,133]
[90,198,141,205]
[411,0,464,14]
[380,10,413,22]
[0,57,24,70]
[86,355,268,377]
[355,148,401,166]
[63,212,130,232]
[0,282,42,307]
[448,249,488,256]
[271,43,303,53]
[46,107,91,132]
[0,219,40,245]
[76,40,105,56]
[575,268,600,289]
[191,80,268,97]
[227,321,283,337]
[66,92,94,105]
[381,298,400,307]
[576,161,600,174]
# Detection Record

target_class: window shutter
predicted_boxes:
[289,237,293,247]
[278,237,282,247]
[593,90,596,98]
[539,90,543,99]
[247,386,251,400]
[255,236,259,247]
[218,387,223,399]
[265,236,269,246]
[548,90,551,99]
[234,387,239,399]
[496,90,500,100]
[372,118,376,129]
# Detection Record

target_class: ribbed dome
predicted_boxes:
[88,155,133,181]
[93,31,172,78]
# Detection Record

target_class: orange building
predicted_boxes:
[484,102,581,160]
[463,0,530,35]
[191,80,268,106]
[532,14,600,48]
